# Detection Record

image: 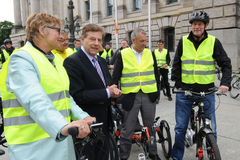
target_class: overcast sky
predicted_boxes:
[0,0,14,23]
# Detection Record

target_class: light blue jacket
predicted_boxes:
[5,42,89,160]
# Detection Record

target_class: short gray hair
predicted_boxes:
[131,28,146,39]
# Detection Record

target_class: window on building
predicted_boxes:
[167,0,178,5]
[20,41,24,47]
[133,0,142,11]
[103,33,112,46]
[164,27,175,52]
[128,31,133,46]
[85,0,90,20]
[107,0,113,16]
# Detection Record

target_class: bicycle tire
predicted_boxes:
[200,133,221,160]
[230,75,240,99]
[217,72,222,81]
[215,67,222,81]
[157,120,172,158]
[108,133,120,160]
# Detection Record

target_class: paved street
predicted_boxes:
[1,90,240,160]
[128,90,240,160]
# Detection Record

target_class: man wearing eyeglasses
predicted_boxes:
[52,30,74,59]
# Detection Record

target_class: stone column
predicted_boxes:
[47,0,53,15]
[92,0,100,23]
[20,0,28,27]
[13,0,22,27]
[52,0,60,16]
[58,0,65,25]
[40,0,47,12]
[30,0,40,15]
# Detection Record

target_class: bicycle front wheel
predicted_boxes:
[230,75,240,99]
[200,133,221,160]
[108,133,120,160]
[157,120,172,158]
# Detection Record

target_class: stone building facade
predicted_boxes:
[11,0,240,69]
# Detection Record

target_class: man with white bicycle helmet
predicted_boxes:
[171,10,232,160]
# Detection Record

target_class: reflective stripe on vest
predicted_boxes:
[181,35,216,84]
[2,90,70,109]
[4,109,71,126]
[0,44,71,145]
[120,48,157,94]
[154,48,169,69]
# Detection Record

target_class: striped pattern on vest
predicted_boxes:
[154,48,169,69]
[181,34,216,84]
[120,48,157,94]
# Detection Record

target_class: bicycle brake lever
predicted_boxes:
[216,90,227,96]
[185,90,192,96]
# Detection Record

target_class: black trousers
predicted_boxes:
[159,68,171,97]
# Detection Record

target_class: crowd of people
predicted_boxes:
[0,10,232,160]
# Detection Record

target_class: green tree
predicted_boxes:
[0,21,14,46]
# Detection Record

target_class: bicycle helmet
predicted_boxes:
[4,39,12,45]
[189,11,209,24]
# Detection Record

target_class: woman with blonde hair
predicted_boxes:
[0,13,95,160]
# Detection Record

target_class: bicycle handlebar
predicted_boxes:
[68,122,104,137]
[172,87,226,97]
[68,127,79,137]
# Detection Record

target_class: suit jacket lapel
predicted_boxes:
[79,49,106,87]
[98,57,110,86]
[79,50,96,72]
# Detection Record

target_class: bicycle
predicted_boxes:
[215,65,222,81]
[172,87,223,160]
[68,122,119,160]
[112,105,172,159]
[230,68,240,99]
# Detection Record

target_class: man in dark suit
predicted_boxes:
[63,24,122,160]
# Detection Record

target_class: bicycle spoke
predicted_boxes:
[230,75,240,99]
[157,120,172,158]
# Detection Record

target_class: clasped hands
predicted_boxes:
[107,84,122,98]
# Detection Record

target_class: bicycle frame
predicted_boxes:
[68,123,107,160]
[230,70,240,99]
[173,87,223,159]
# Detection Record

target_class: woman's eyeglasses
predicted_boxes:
[46,26,61,33]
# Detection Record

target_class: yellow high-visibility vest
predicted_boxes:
[74,48,79,52]
[181,34,216,84]
[101,49,112,61]
[154,48,169,69]
[0,44,71,145]
[3,49,10,59]
[52,48,74,60]
[120,48,157,94]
